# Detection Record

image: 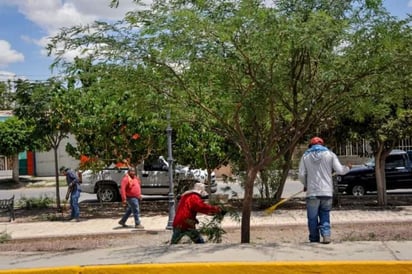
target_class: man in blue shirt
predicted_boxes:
[60,166,81,222]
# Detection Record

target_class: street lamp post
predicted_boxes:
[166,110,175,230]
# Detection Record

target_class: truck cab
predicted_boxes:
[80,157,217,202]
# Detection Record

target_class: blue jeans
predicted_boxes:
[170,228,205,244]
[70,191,80,219]
[120,197,141,225]
[306,196,332,242]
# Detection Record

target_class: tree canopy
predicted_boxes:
[47,0,410,242]
[0,117,34,156]
[332,14,412,205]
[14,79,74,209]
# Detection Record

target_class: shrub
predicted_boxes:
[17,195,54,209]
[0,231,11,243]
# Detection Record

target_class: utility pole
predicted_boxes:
[166,109,175,229]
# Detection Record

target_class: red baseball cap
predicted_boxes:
[310,137,324,145]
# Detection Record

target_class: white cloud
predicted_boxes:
[2,0,138,35]
[7,1,143,60]
[409,0,412,7]
[1,1,138,47]
[0,40,24,67]
[0,1,149,78]
[0,71,16,81]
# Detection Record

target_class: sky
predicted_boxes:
[0,0,411,82]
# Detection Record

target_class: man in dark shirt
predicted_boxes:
[60,166,81,222]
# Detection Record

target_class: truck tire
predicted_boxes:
[350,185,366,196]
[97,185,119,202]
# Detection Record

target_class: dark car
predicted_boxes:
[335,149,412,196]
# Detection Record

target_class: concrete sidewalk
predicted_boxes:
[0,240,411,270]
[1,206,412,270]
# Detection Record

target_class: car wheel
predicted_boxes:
[97,185,118,202]
[351,185,366,196]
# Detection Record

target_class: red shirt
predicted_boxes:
[120,174,142,202]
[173,192,221,230]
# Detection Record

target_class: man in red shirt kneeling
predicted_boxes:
[171,182,223,244]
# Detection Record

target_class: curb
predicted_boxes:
[1,261,412,274]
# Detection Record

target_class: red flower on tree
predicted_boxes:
[132,133,140,140]
[80,155,90,164]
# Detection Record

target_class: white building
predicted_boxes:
[34,134,79,176]
[0,109,78,177]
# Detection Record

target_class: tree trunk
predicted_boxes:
[54,147,62,212]
[241,167,259,243]
[375,143,388,206]
[274,150,294,201]
[207,168,212,195]
[12,154,19,183]
[259,170,270,198]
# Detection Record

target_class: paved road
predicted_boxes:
[0,178,306,201]
[1,175,411,203]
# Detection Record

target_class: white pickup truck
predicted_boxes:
[80,156,217,202]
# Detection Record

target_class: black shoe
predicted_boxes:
[118,221,127,227]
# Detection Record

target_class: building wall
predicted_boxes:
[34,134,79,176]
[0,110,13,121]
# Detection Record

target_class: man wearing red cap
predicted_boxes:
[298,137,351,244]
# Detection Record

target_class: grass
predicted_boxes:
[17,195,54,210]
[0,231,11,244]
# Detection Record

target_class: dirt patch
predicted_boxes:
[2,195,412,252]
[2,221,412,252]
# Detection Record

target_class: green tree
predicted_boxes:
[172,117,233,193]
[0,80,14,110]
[14,79,73,211]
[57,58,169,168]
[0,117,35,182]
[48,0,401,243]
[330,14,412,205]
[56,56,232,197]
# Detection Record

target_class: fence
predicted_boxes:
[334,138,412,157]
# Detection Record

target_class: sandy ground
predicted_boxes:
[2,196,412,251]
[2,220,412,252]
